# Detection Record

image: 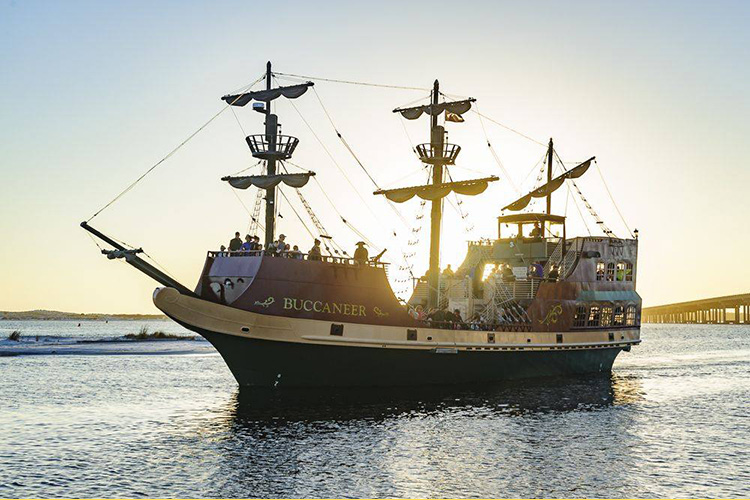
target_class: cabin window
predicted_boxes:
[573,305,588,327]
[596,262,605,281]
[556,334,563,344]
[407,329,417,341]
[625,262,634,282]
[588,306,601,327]
[613,306,624,326]
[601,306,613,327]
[330,324,344,336]
[616,262,626,281]
[606,262,615,281]
[625,305,637,326]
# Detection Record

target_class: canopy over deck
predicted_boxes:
[497,213,566,239]
[498,213,566,224]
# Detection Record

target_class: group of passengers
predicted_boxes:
[221,232,381,265]
[482,261,559,282]
[409,304,464,329]
[223,232,305,259]
[408,303,529,330]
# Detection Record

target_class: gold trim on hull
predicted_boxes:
[153,287,641,351]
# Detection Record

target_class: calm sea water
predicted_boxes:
[0,320,747,498]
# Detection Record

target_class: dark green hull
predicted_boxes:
[178,321,625,388]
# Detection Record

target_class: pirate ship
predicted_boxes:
[82,62,641,387]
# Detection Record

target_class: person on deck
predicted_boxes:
[240,235,253,251]
[427,306,450,328]
[250,235,261,250]
[501,263,515,282]
[529,222,543,239]
[266,240,278,256]
[548,265,559,281]
[353,242,369,265]
[276,234,289,254]
[451,308,464,329]
[289,245,303,259]
[308,239,322,261]
[229,232,242,252]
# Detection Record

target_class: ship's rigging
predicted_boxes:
[81,61,633,306]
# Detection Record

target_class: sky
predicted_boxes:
[1,0,748,313]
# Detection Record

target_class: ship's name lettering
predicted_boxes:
[282,298,367,317]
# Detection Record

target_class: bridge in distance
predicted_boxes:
[642,293,750,324]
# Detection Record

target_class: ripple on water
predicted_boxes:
[0,322,748,498]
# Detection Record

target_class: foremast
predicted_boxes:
[220,62,316,247]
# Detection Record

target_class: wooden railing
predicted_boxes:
[206,250,389,269]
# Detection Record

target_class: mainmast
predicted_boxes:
[427,80,447,310]
[377,81,498,309]
[220,62,316,248]
[546,138,553,215]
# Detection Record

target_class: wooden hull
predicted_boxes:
[154,287,639,388]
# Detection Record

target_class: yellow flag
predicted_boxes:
[445,111,465,123]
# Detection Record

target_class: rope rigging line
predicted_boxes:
[311,87,382,190]
[303,83,415,230]
[276,187,316,241]
[279,162,347,255]
[273,72,431,91]
[475,104,521,195]
[282,93,385,223]
[445,170,475,234]
[303,171,377,251]
[248,186,265,235]
[567,182,592,236]
[86,74,266,223]
[471,110,547,147]
[594,160,634,238]
[231,159,263,176]
[554,150,614,237]
[396,115,421,158]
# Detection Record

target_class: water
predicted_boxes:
[0,321,747,498]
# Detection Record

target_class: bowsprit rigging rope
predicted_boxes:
[86,74,266,223]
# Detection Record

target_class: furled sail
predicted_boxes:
[222,82,314,107]
[374,176,498,203]
[395,98,474,120]
[222,172,315,190]
[501,158,594,211]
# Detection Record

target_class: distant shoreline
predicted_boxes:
[1,310,167,321]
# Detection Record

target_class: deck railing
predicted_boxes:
[207,250,389,269]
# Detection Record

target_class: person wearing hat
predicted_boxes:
[277,234,289,254]
[353,241,369,265]
[308,238,322,261]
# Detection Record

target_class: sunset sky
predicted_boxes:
[1,0,748,313]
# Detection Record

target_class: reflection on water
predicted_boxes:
[0,322,748,498]
[228,374,645,423]
[192,375,649,499]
